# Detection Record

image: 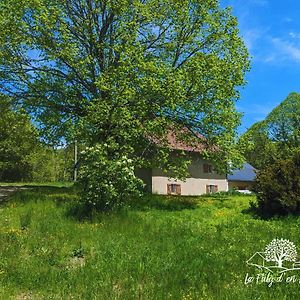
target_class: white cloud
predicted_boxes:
[238,103,274,117]
[262,54,276,63]
[289,32,300,39]
[283,17,293,23]
[242,29,263,51]
[251,104,273,116]
[252,35,300,64]
[224,1,270,55]
[271,38,300,61]
[222,0,300,64]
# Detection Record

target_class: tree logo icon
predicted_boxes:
[265,239,297,268]
[247,238,300,273]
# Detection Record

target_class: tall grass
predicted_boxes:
[0,188,299,299]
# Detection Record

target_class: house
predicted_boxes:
[136,130,228,196]
[228,162,256,191]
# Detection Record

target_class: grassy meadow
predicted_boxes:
[1,187,300,299]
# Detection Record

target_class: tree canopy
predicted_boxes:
[240,92,300,169]
[0,0,249,173]
[267,92,300,152]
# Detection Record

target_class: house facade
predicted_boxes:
[137,129,229,195]
[137,153,228,196]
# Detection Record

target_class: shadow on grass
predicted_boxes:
[22,185,76,194]
[203,189,251,200]
[127,193,198,211]
[240,197,272,220]
[5,187,244,222]
[64,193,200,222]
[241,206,263,219]
[241,199,300,221]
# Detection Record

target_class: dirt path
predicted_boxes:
[0,186,27,201]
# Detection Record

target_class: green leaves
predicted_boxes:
[253,150,300,217]
[0,0,249,174]
[79,143,144,211]
[267,92,300,150]
[0,95,38,181]
[240,93,300,169]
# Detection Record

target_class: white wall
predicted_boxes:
[151,154,228,195]
[152,176,228,195]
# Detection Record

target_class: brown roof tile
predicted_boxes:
[149,128,210,153]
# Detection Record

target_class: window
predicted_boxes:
[167,184,181,195]
[171,184,177,193]
[203,163,213,173]
[206,185,218,194]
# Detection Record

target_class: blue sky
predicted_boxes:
[221,0,300,133]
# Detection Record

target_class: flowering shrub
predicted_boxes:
[79,144,144,211]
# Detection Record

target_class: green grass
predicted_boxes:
[1,188,300,299]
[0,182,73,188]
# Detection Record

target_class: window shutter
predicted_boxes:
[206,185,210,194]
[167,184,172,195]
[203,164,209,173]
[214,185,218,193]
[204,164,213,173]
[176,184,181,195]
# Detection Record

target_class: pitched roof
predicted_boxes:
[228,163,256,182]
[149,128,210,153]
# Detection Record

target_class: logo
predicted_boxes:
[246,238,300,273]
[245,238,300,286]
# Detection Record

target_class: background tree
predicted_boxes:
[240,93,300,169]
[0,95,39,181]
[0,95,74,182]
[29,145,74,182]
[239,121,277,169]
[267,93,300,155]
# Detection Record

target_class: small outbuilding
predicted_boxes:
[228,163,256,192]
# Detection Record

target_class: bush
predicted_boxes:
[78,144,144,212]
[252,150,300,217]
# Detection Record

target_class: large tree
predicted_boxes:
[0,0,249,175]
